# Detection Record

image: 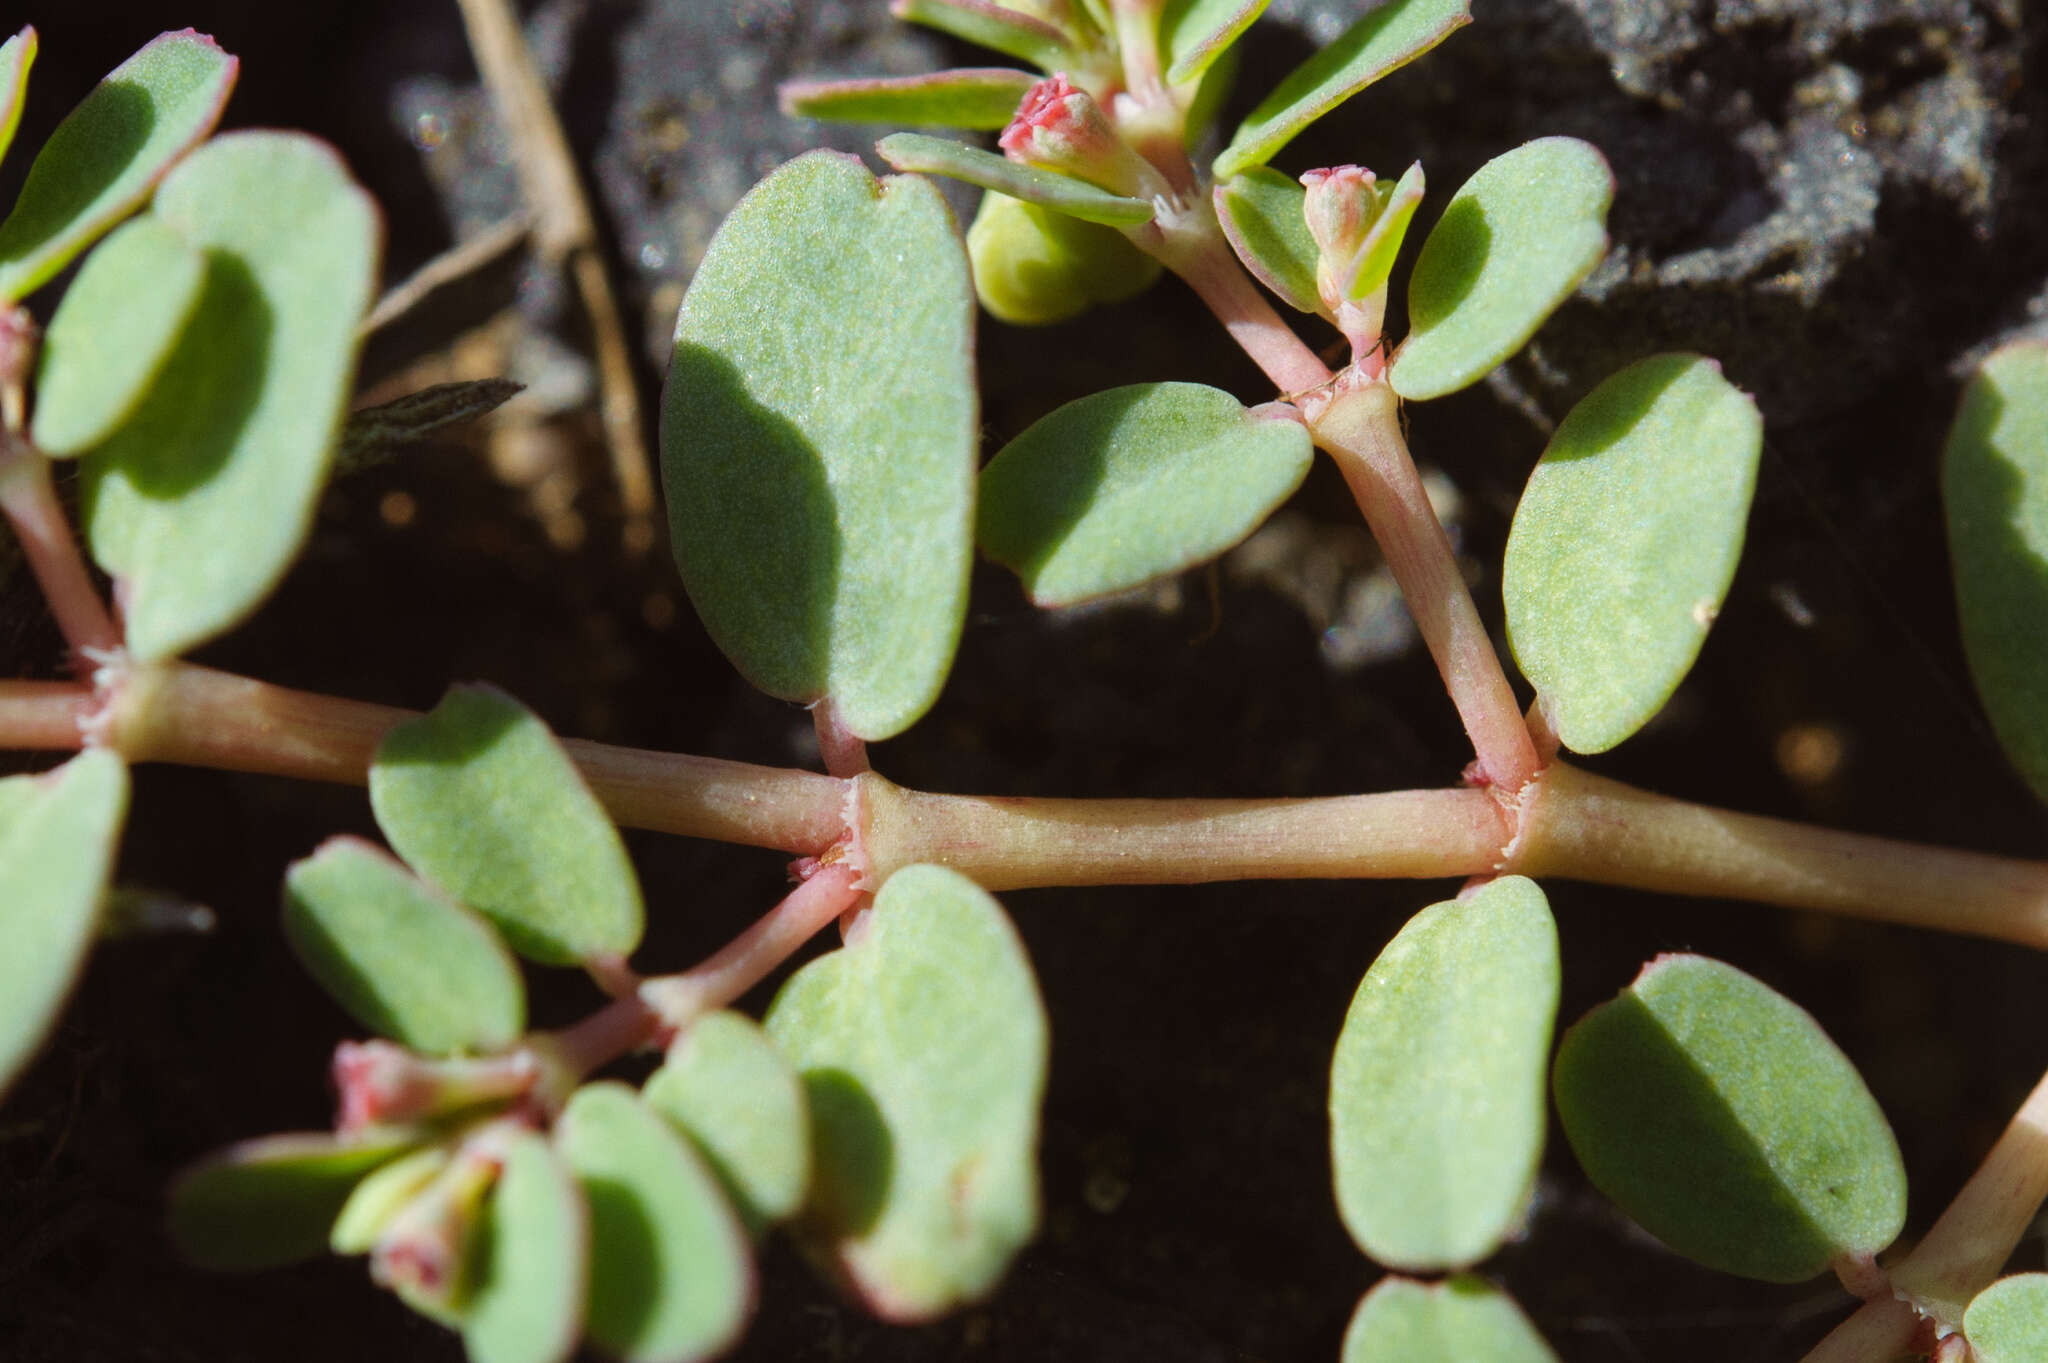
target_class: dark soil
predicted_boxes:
[5,2,2047,1361]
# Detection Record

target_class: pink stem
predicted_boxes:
[0,432,119,671]
[1144,219,1332,396]
[640,862,864,1027]
[0,680,94,747]
[1796,1295,1923,1363]
[1310,382,1540,794]
[546,992,662,1080]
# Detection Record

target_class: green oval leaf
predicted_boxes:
[168,1129,415,1271]
[558,1082,754,1363]
[1553,953,1907,1283]
[80,131,379,662]
[1212,0,1468,179]
[1967,1274,2048,1363]
[765,864,1048,1321]
[330,1143,451,1255]
[1214,168,1325,317]
[643,1010,810,1236]
[30,216,205,456]
[977,382,1313,606]
[966,189,1161,325]
[0,748,128,1098]
[876,132,1156,227]
[0,26,35,170]
[369,685,644,966]
[1330,876,1559,1271]
[1388,137,1612,402]
[1162,0,1270,86]
[1343,1276,1559,1363]
[1943,341,2048,806]
[780,68,1037,130]
[890,0,1073,71]
[662,151,978,741]
[465,1129,589,1363]
[1503,354,1761,754]
[282,836,525,1054]
[0,29,237,303]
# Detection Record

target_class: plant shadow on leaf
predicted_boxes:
[582,1174,661,1345]
[96,249,268,498]
[1409,197,1490,328]
[0,81,153,264]
[983,384,1150,581]
[1534,353,1692,464]
[666,342,840,703]
[801,1068,891,1236]
[374,685,520,770]
[1556,990,1839,1282]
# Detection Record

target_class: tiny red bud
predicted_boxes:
[1000,74,1164,201]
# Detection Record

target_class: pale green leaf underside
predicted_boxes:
[1213,0,1468,179]
[1943,342,2048,807]
[369,685,644,966]
[643,1010,810,1235]
[168,1130,414,1271]
[891,0,1071,72]
[330,1143,449,1255]
[0,29,236,302]
[781,68,1036,130]
[282,836,525,1054]
[663,152,978,741]
[977,382,1313,606]
[1966,1273,2048,1363]
[1215,168,1325,317]
[1504,353,1761,754]
[465,1130,589,1363]
[1553,953,1906,1283]
[1330,876,1558,1271]
[1162,0,1270,86]
[558,1083,754,1363]
[766,863,1048,1322]
[32,218,203,455]
[966,189,1161,325]
[81,131,377,662]
[1343,1277,1560,1363]
[1389,136,1612,401]
[877,133,1155,226]
[0,27,35,170]
[0,749,128,1098]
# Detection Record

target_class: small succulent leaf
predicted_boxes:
[966,189,1161,325]
[557,1082,755,1363]
[0,749,128,1098]
[464,1130,589,1363]
[877,133,1155,226]
[1181,39,1239,145]
[29,217,204,456]
[977,382,1313,606]
[780,68,1038,130]
[662,152,978,741]
[765,864,1048,1322]
[336,378,523,476]
[1342,160,1426,302]
[1965,1274,2048,1363]
[1342,1276,1561,1363]
[369,685,644,966]
[1161,0,1270,86]
[282,836,526,1054]
[1943,341,2048,806]
[1212,0,1468,179]
[1214,169,1326,317]
[643,1010,810,1236]
[0,27,36,171]
[167,1129,416,1271]
[1503,354,1761,754]
[330,1143,451,1255]
[1388,137,1612,401]
[0,30,237,303]
[1330,876,1559,1271]
[889,0,1073,71]
[80,131,379,662]
[1552,953,1907,1283]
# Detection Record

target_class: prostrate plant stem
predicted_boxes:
[0,427,118,668]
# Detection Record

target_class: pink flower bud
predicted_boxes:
[333,1039,539,1131]
[1000,74,1163,201]
[1300,165,1379,263]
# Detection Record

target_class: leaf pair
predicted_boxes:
[1331,880,1905,1290]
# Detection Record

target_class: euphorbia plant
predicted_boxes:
[5,5,2048,1362]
